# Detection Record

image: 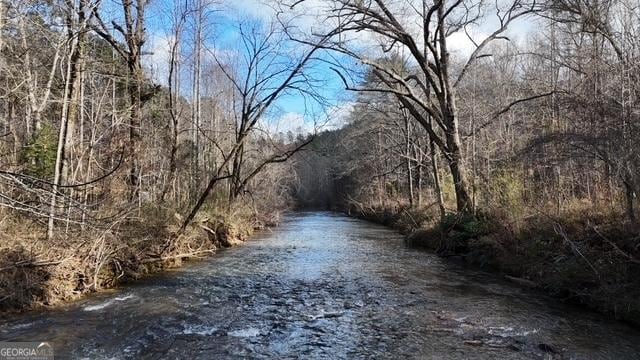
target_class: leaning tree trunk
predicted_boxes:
[228,142,245,208]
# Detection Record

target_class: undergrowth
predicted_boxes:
[349,199,640,325]
[0,202,278,313]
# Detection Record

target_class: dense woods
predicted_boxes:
[291,0,640,322]
[0,0,639,324]
[0,0,316,309]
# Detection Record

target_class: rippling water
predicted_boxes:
[2,212,640,359]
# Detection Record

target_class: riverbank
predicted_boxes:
[0,205,281,314]
[348,203,640,326]
[4,212,640,359]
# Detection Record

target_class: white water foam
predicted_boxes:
[9,322,34,330]
[83,294,136,311]
[227,328,260,337]
[182,324,218,336]
[488,326,539,337]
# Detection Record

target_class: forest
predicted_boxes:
[0,0,639,328]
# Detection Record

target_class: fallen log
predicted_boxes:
[140,249,216,264]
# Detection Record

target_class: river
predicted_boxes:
[1,212,640,359]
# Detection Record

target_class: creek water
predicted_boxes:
[1,212,640,359]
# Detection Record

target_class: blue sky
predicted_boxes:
[97,0,536,135]
[135,0,358,135]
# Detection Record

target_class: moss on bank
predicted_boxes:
[350,204,640,326]
[0,205,280,314]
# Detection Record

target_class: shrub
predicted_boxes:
[23,124,57,179]
[440,212,492,236]
[485,167,525,219]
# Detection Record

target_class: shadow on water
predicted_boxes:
[1,211,640,359]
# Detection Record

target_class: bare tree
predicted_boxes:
[92,0,155,200]
[48,0,93,239]
[178,20,326,233]
[284,0,540,214]
[16,0,64,139]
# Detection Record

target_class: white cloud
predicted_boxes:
[319,101,355,131]
[259,101,354,139]
[143,33,174,85]
[224,0,277,21]
[447,27,489,57]
[261,112,312,138]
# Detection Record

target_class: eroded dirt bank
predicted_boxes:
[0,209,270,312]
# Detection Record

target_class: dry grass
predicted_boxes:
[0,202,273,313]
[351,197,640,325]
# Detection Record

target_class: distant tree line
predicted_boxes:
[289,0,640,228]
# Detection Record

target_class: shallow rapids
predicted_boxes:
[2,212,640,359]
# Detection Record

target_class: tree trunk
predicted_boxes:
[48,40,79,239]
[161,16,182,203]
[443,112,472,214]
[228,142,244,207]
[0,0,4,70]
[429,126,446,222]
[127,61,143,201]
[404,110,414,206]
[624,177,636,224]
[437,3,472,215]
[414,141,423,207]
[191,0,202,193]
[47,2,87,239]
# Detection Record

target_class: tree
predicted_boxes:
[537,0,640,222]
[286,0,540,214]
[178,20,326,233]
[48,0,92,239]
[92,0,155,200]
